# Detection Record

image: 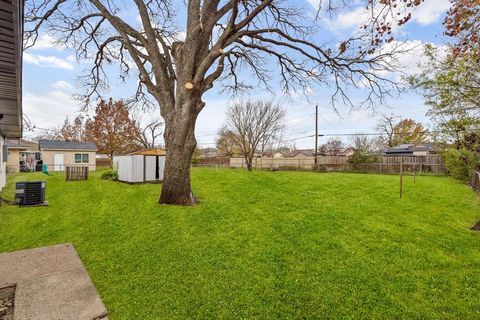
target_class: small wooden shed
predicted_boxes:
[113,148,166,183]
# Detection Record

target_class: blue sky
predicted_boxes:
[22,0,452,148]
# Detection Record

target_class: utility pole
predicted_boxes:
[315,104,318,167]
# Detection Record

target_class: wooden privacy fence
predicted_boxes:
[96,158,111,168]
[229,156,348,169]
[229,155,446,174]
[194,156,230,167]
[65,166,89,181]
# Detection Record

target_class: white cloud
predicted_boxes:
[27,34,67,51]
[23,53,75,70]
[378,40,448,80]
[413,0,450,25]
[306,0,320,9]
[329,0,449,31]
[195,98,228,144]
[65,55,76,62]
[52,81,73,91]
[23,90,79,131]
[350,109,371,124]
[331,6,368,30]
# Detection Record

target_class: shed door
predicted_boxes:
[54,154,64,171]
[158,156,165,181]
[145,156,157,181]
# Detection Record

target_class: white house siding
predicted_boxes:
[0,136,6,190]
[41,150,97,172]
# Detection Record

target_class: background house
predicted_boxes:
[6,139,40,173]
[285,149,314,158]
[39,140,98,171]
[321,147,356,157]
[0,0,23,190]
[384,143,437,156]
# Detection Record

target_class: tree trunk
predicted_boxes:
[246,157,253,172]
[159,99,200,205]
[109,152,114,168]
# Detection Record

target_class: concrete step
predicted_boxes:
[0,243,108,320]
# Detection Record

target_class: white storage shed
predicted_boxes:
[113,153,165,183]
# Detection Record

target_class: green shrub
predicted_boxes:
[101,169,118,181]
[348,151,381,164]
[442,148,480,182]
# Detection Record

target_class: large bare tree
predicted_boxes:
[25,0,423,205]
[224,100,285,171]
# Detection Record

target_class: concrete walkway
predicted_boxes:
[0,243,108,320]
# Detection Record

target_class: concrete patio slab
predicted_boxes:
[0,243,82,288]
[0,243,108,320]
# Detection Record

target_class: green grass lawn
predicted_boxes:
[0,168,479,319]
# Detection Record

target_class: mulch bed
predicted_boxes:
[471,221,480,231]
[0,286,15,320]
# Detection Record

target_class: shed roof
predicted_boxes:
[129,148,166,156]
[39,140,97,151]
[0,0,23,138]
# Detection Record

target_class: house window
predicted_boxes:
[75,153,89,163]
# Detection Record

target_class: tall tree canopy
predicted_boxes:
[25,0,424,204]
[84,99,142,159]
[444,0,480,57]
[410,45,479,146]
[411,45,480,181]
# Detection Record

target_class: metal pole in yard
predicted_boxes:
[413,162,416,184]
[400,156,403,198]
[315,104,318,169]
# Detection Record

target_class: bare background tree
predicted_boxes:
[321,138,344,156]
[260,131,287,158]
[224,100,285,171]
[347,134,382,163]
[376,114,428,147]
[132,118,164,149]
[375,114,398,147]
[351,135,374,154]
[216,126,241,157]
[58,115,86,141]
[25,0,424,205]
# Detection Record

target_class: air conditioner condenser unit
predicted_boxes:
[15,181,48,206]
